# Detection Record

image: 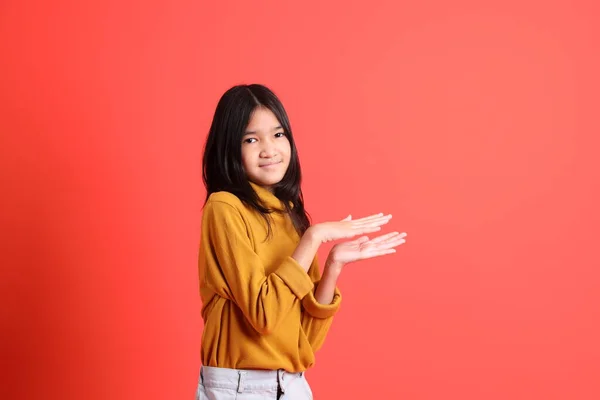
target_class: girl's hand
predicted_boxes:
[326,231,407,268]
[310,214,392,244]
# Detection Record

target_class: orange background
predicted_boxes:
[1,1,599,399]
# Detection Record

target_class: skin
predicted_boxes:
[241,106,291,191]
[242,107,407,305]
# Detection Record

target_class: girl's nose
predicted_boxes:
[260,146,277,158]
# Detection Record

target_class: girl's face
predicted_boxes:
[241,107,291,191]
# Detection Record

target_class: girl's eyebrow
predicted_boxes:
[244,126,283,135]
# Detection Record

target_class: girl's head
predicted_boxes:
[203,84,310,234]
[241,105,291,190]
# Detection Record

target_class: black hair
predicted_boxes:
[202,84,311,237]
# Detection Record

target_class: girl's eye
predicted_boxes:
[275,132,285,138]
[244,138,257,144]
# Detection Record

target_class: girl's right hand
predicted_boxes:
[311,213,392,243]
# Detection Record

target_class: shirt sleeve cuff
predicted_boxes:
[302,281,342,319]
[274,256,314,299]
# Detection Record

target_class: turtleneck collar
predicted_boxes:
[249,182,287,211]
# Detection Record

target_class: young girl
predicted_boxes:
[197,84,407,399]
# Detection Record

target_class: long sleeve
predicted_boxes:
[201,199,314,335]
[301,255,342,351]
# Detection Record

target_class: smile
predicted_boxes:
[259,161,282,168]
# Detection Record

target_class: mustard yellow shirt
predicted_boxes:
[198,182,342,372]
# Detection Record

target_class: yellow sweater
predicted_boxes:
[198,182,342,372]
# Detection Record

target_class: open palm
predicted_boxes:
[329,231,407,265]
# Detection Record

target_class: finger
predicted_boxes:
[371,238,406,250]
[351,213,384,222]
[360,249,397,260]
[355,226,382,235]
[354,214,391,223]
[367,232,400,244]
[361,235,405,248]
[353,215,392,227]
[370,233,406,246]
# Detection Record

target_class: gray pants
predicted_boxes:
[196,366,313,400]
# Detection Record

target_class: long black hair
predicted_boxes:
[202,84,311,236]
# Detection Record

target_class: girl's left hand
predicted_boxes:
[326,232,407,268]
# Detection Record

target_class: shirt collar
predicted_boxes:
[249,182,287,211]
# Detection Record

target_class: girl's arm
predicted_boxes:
[300,232,406,351]
[315,232,408,304]
[291,227,322,272]
[201,198,393,335]
[314,260,343,305]
[201,200,315,335]
[301,255,342,352]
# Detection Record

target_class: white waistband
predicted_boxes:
[200,366,304,393]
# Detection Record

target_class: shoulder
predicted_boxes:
[204,191,248,218]
[202,192,255,237]
[207,191,243,207]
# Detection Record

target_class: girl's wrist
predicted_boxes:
[306,225,323,244]
[325,258,345,275]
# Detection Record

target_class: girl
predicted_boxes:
[197,84,407,400]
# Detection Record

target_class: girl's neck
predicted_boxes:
[250,182,273,193]
[249,181,286,210]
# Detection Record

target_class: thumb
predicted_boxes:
[341,214,352,221]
